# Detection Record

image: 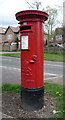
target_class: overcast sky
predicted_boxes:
[0,0,63,28]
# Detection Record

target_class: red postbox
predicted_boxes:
[15,10,48,110]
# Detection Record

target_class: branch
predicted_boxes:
[25,0,34,9]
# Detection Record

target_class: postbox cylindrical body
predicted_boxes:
[15,10,48,111]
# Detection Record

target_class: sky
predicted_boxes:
[0,0,63,28]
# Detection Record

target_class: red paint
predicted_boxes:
[15,10,48,88]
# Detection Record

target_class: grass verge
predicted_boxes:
[2,53,20,57]
[45,82,65,119]
[44,52,65,61]
[2,83,20,93]
[0,50,20,52]
[1,52,65,61]
[1,82,65,119]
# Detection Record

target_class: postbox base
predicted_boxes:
[21,86,44,111]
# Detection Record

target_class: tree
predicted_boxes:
[25,1,60,45]
[25,0,42,10]
[16,37,19,50]
[44,6,57,43]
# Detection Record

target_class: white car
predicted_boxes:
[54,43,65,49]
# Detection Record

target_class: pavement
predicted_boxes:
[45,76,64,85]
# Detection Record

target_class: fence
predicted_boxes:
[44,47,65,54]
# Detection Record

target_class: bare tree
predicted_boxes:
[44,6,57,43]
[25,0,42,10]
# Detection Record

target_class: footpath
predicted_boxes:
[45,76,64,85]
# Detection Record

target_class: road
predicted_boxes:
[0,56,64,84]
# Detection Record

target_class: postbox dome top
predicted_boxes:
[15,10,48,22]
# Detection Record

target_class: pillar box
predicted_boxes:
[15,10,48,111]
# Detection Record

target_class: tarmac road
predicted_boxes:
[0,55,64,84]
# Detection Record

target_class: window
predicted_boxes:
[7,34,13,39]
[55,35,62,40]
[4,42,8,45]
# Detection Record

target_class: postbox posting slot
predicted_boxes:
[20,26,31,30]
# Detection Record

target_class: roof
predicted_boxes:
[55,27,63,35]
[0,26,20,34]
[0,27,7,34]
[9,26,20,33]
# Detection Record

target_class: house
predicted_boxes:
[0,26,49,50]
[0,26,20,51]
[0,27,7,50]
[54,28,63,44]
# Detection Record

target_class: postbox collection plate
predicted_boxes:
[21,35,28,49]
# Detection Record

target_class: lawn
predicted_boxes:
[2,83,20,93]
[2,53,20,57]
[1,82,65,119]
[0,50,20,52]
[44,52,65,61]
[45,82,65,119]
[1,52,65,61]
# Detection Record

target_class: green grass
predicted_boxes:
[45,82,65,119]
[2,83,20,93]
[0,86,1,90]
[0,50,20,52]
[0,50,11,52]
[2,53,20,57]
[1,52,65,61]
[1,82,65,119]
[44,52,65,61]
